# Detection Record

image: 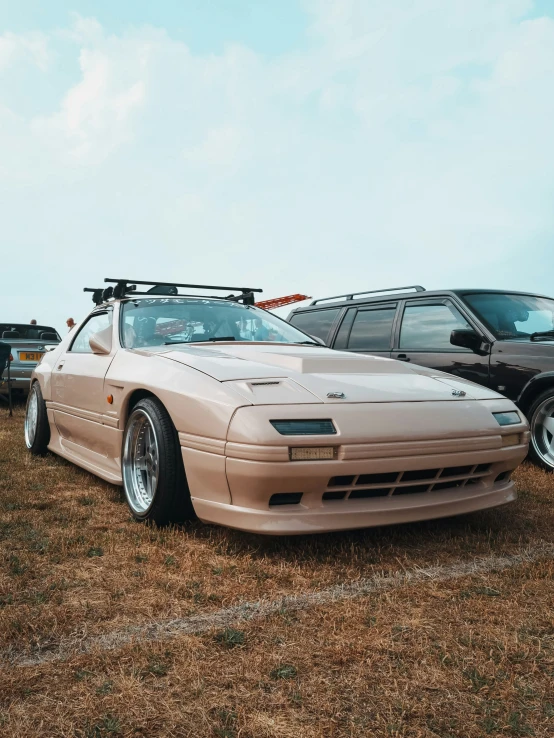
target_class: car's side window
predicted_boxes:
[335,306,397,350]
[69,312,113,353]
[399,302,472,350]
[288,308,341,344]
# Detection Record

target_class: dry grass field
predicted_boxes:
[1,404,553,737]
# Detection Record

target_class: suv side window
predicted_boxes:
[70,311,113,353]
[335,306,396,351]
[399,302,471,350]
[288,308,341,344]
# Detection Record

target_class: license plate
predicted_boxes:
[290,446,337,461]
[19,352,44,361]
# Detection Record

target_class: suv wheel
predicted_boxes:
[528,389,554,472]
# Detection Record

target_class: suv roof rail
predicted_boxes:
[309,285,426,305]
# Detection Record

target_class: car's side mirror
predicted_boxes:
[89,326,112,355]
[450,329,488,354]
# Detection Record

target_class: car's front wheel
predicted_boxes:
[528,389,554,472]
[25,382,50,455]
[122,397,195,525]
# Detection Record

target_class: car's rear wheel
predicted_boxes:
[528,389,554,472]
[122,397,195,525]
[25,382,50,455]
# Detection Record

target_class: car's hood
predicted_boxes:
[151,343,502,404]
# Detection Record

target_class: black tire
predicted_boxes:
[24,382,50,455]
[527,388,554,472]
[121,397,195,525]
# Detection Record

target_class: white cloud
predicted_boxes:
[0,30,50,71]
[183,125,242,170]
[30,41,146,163]
[0,2,553,332]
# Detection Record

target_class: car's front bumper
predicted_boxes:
[193,479,517,535]
[184,436,528,535]
[181,399,529,535]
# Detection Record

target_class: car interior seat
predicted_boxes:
[2,331,19,339]
[138,317,164,346]
[123,324,136,348]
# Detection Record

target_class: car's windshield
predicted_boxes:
[0,324,60,340]
[120,298,314,348]
[463,293,554,340]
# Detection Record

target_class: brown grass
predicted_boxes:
[1,404,553,737]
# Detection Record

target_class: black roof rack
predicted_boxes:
[84,279,263,306]
[84,287,115,305]
[309,285,425,305]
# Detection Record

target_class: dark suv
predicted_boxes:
[287,286,554,472]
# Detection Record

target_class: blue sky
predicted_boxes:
[1,0,553,331]
[0,1,310,55]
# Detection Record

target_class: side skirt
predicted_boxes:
[47,409,123,485]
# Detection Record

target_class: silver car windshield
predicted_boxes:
[120,298,315,348]
[463,293,554,340]
[0,324,60,341]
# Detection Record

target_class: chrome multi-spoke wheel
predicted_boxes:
[121,397,195,525]
[530,395,554,471]
[24,382,50,455]
[25,386,39,449]
[122,409,160,514]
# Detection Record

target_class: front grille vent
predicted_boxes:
[269,493,303,506]
[325,464,491,500]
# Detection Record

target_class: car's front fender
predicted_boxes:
[106,350,252,440]
[517,371,554,412]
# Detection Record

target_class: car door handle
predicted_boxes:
[56,361,65,371]
[396,354,411,362]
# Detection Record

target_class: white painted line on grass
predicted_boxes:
[5,542,553,668]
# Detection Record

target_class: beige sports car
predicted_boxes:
[25,279,530,535]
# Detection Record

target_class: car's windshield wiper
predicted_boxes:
[164,336,236,345]
[294,340,321,346]
[530,330,554,342]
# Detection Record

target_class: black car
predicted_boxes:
[287,286,554,472]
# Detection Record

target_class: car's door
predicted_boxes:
[51,308,116,451]
[332,302,398,358]
[391,298,491,386]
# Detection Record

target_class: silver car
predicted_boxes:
[1,323,61,395]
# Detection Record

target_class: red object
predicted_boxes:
[155,320,194,336]
[255,294,311,310]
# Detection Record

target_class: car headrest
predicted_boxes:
[2,331,19,338]
[39,332,58,341]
